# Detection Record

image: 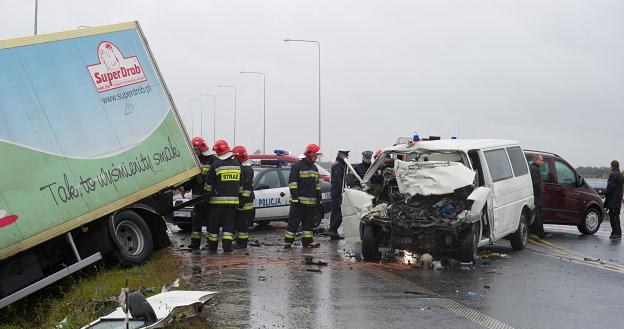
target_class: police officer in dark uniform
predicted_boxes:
[354,150,373,179]
[329,149,349,240]
[181,137,216,250]
[232,145,254,249]
[284,144,323,248]
[605,160,623,240]
[204,140,241,252]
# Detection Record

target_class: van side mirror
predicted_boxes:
[577,176,585,187]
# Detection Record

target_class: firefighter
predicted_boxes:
[204,140,241,252]
[284,144,323,248]
[232,145,254,249]
[180,137,216,250]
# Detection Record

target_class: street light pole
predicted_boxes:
[217,85,237,145]
[189,99,202,137]
[284,39,321,148]
[34,0,38,35]
[200,94,216,143]
[240,71,266,153]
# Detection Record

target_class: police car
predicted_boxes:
[252,163,333,228]
[166,151,333,230]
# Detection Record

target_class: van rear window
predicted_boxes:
[506,146,529,177]
[484,149,513,182]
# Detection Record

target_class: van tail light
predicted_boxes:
[320,176,331,183]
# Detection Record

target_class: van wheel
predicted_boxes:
[112,210,153,267]
[577,208,601,235]
[362,224,381,261]
[459,221,480,263]
[510,211,529,251]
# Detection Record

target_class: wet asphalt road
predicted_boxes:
[166,211,624,329]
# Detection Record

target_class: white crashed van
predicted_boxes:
[342,139,534,262]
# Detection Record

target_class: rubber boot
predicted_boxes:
[222,239,233,252]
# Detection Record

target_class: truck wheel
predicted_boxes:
[176,224,192,232]
[510,210,529,251]
[112,210,153,267]
[362,224,381,261]
[577,208,601,235]
[459,221,480,263]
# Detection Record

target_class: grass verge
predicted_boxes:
[0,248,194,329]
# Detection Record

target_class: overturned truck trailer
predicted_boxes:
[342,139,535,263]
[0,22,199,308]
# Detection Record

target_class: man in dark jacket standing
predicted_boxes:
[529,154,546,238]
[604,160,623,240]
[329,149,349,240]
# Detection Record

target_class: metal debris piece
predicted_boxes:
[432,260,443,270]
[303,255,328,266]
[306,268,322,273]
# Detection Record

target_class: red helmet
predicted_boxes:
[212,139,231,157]
[304,144,322,161]
[373,149,382,159]
[232,145,249,163]
[191,137,209,152]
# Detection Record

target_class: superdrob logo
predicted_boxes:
[87,41,147,93]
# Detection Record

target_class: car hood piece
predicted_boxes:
[394,160,476,196]
[82,290,217,329]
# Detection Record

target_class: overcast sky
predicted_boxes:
[1,0,623,166]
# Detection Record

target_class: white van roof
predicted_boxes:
[383,139,519,153]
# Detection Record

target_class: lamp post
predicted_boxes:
[34,0,38,35]
[189,99,203,137]
[284,38,321,148]
[240,71,266,153]
[200,94,216,143]
[217,85,237,145]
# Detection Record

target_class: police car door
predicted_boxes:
[253,169,290,220]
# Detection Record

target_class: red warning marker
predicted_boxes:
[0,210,18,228]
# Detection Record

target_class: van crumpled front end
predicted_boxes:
[356,159,489,257]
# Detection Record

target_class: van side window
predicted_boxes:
[484,149,513,182]
[506,146,528,177]
[554,160,577,186]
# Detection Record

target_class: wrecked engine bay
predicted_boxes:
[362,159,481,253]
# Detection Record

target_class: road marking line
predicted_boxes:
[528,238,624,273]
[365,264,516,329]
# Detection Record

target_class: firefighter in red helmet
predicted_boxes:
[284,144,323,248]
[204,140,241,252]
[232,145,254,249]
[180,136,216,250]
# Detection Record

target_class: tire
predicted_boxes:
[459,221,480,263]
[176,224,192,232]
[112,210,154,267]
[362,224,381,261]
[313,205,324,228]
[510,210,529,251]
[577,208,601,235]
[254,221,272,230]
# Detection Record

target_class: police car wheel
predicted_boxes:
[254,221,272,230]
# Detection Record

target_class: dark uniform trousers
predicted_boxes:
[329,195,342,232]
[235,209,252,248]
[208,206,237,252]
[191,203,210,243]
[285,203,316,246]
